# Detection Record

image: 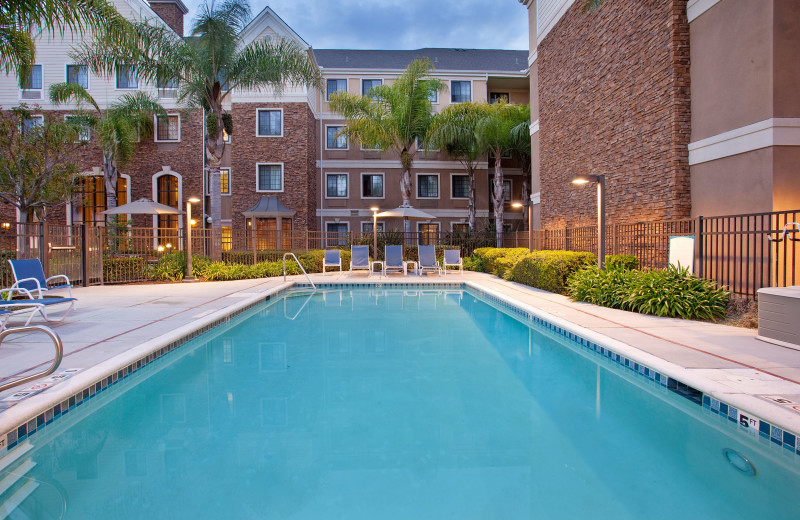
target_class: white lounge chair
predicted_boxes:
[349,245,372,274]
[9,258,73,299]
[0,287,77,325]
[323,250,342,274]
[443,249,463,275]
[383,245,406,276]
[418,245,441,276]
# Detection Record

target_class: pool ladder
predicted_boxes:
[282,252,316,290]
[0,326,63,393]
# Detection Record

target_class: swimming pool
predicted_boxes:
[1,286,799,519]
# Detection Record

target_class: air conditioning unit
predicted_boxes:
[21,89,42,100]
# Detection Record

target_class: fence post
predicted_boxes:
[81,223,89,287]
[40,222,49,273]
[695,215,703,278]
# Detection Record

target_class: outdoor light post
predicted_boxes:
[512,201,535,252]
[570,174,606,270]
[371,207,379,261]
[184,197,201,282]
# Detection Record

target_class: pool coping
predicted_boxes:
[2,279,799,459]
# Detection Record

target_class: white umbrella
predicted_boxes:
[376,204,437,256]
[100,198,184,215]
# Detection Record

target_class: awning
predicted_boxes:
[241,196,296,218]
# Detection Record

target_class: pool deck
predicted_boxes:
[2,270,800,440]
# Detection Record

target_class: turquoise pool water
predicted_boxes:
[2,287,799,519]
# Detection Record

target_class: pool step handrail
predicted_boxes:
[0,326,63,393]
[282,252,316,290]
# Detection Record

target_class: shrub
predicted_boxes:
[605,254,639,271]
[510,250,596,294]
[104,256,148,283]
[149,251,186,281]
[566,264,729,321]
[463,254,485,272]
[473,247,529,275]
[495,248,532,280]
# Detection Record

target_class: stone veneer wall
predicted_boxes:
[538,0,691,228]
[230,103,316,231]
[148,2,184,36]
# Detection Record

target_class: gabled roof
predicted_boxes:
[313,48,528,73]
[239,5,310,49]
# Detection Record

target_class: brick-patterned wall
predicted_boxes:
[0,109,204,227]
[148,2,184,36]
[230,103,316,231]
[538,0,691,229]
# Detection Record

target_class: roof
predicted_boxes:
[241,196,296,218]
[313,48,528,73]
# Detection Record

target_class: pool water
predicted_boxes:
[2,288,799,519]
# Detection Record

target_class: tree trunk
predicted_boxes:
[468,168,476,232]
[205,106,226,262]
[521,177,529,229]
[103,154,119,211]
[399,148,412,206]
[492,157,505,247]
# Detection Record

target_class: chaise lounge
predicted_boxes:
[383,245,406,276]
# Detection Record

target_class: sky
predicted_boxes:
[182,0,529,51]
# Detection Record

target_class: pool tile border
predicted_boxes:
[2,281,799,461]
[468,285,800,459]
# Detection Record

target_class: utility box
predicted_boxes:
[757,286,800,350]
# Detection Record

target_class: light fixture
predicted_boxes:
[371,207,380,261]
[184,197,201,282]
[569,174,606,269]
[511,201,533,252]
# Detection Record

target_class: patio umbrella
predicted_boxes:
[376,204,437,256]
[100,198,184,215]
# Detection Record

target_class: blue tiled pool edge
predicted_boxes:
[2,281,799,462]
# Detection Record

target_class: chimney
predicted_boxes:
[148,0,188,36]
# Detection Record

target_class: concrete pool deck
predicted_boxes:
[1,271,800,440]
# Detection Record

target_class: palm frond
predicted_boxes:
[228,38,321,94]
[48,82,100,112]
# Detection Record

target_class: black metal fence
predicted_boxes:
[2,209,797,298]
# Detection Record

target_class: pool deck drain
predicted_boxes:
[1,271,799,439]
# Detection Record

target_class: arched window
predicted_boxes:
[157,174,179,230]
[77,175,128,225]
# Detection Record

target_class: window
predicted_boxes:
[157,77,178,98]
[416,137,438,154]
[326,173,348,198]
[65,115,91,142]
[428,90,438,103]
[220,168,230,195]
[326,125,348,150]
[503,179,511,202]
[417,174,439,198]
[362,221,385,233]
[20,65,42,99]
[361,173,384,198]
[452,223,469,234]
[21,115,44,135]
[257,109,282,136]
[222,227,232,251]
[362,79,382,97]
[452,174,469,199]
[451,81,471,103]
[257,164,283,192]
[418,223,439,246]
[490,92,509,104]
[66,64,88,89]
[79,175,127,225]
[326,79,347,100]
[116,66,138,89]
[156,174,179,232]
[326,222,349,247]
[155,115,180,142]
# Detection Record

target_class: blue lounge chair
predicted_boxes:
[383,245,406,276]
[323,250,342,274]
[418,245,441,276]
[0,287,77,325]
[349,245,372,274]
[443,249,463,274]
[9,258,73,299]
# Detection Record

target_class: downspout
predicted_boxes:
[319,116,324,232]
[201,107,206,232]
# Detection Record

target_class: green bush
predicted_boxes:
[473,247,530,275]
[149,251,186,281]
[495,249,532,280]
[509,250,596,294]
[605,254,639,271]
[566,264,729,321]
[463,254,485,272]
[103,256,148,283]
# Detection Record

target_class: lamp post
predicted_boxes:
[570,174,606,270]
[512,201,534,252]
[370,207,379,261]
[184,197,201,282]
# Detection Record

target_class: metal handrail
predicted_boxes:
[0,326,63,393]
[283,291,315,321]
[282,252,316,290]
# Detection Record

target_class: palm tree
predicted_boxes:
[475,101,521,247]
[508,104,532,230]
[71,0,321,246]
[329,58,445,218]
[0,0,126,82]
[426,101,488,232]
[49,82,164,212]
[580,0,605,12]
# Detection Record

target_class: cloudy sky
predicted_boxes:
[182,0,529,50]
